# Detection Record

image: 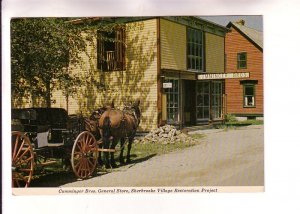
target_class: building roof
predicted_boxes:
[227,21,263,51]
[69,16,229,37]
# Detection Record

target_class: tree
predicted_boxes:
[11,17,127,109]
[11,18,86,107]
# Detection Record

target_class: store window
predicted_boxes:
[187,28,203,71]
[165,79,179,123]
[243,84,255,107]
[237,52,247,69]
[97,27,125,71]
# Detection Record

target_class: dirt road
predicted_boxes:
[61,125,264,187]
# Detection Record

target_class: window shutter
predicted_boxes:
[97,31,105,71]
[115,27,125,70]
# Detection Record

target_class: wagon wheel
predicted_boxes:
[11,131,34,188]
[71,131,98,179]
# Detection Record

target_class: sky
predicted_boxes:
[200,15,263,32]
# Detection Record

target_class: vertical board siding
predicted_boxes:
[205,33,225,73]
[160,19,186,70]
[122,19,158,131]
[52,19,158,131]
[225,26,263,115]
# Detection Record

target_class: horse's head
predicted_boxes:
[133,99,141,122]
[90,101,114,121]
[84,118,98,133]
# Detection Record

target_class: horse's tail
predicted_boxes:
[102,116,111,139]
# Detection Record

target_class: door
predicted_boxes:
[196,81,210,121]
[183,80,196,126]
[211,81,222,119]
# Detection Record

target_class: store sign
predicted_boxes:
[163,82,172,88]
[197,72,250,80]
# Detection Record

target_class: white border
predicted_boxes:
[3,0,300,214]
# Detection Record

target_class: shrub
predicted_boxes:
[225,114,237,123]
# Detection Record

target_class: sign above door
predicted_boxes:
[197,72,250,80]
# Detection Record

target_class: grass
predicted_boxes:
[129,134,203,162]
[225,119,264,126]
[214,119,264,130]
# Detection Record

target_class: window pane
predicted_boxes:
[200,59,202,70]
[187,28,203,71]
[166,79,179,122]
[203,82,209,93]
[239,53,246,60]
[189,58,193,69]
[245,86,254,95]
[238,53,247,69]
[196,58,200,70]
[203,107,209,118]
[239,61,246,68]
[244,84,255,107]
[204,95,209,106]
[248,96,254,106]
[192,58,195,69]
[197,94,203,106]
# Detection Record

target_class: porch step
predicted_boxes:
[182,125,214,133]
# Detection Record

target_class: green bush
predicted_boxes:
[225,114,238,123]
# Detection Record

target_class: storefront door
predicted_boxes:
[196,81,223,122]
[183,80,196,126]
[211,81,222,119]
[196,81,210,122]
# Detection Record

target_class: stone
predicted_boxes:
[140,124,198,145]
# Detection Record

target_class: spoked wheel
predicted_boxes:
[11,131,34,188]
[71,131,98,179]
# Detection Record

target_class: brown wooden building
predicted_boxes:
[225,20,263,120]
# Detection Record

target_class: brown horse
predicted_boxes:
[84,103,115,165]
[99,100,141,168]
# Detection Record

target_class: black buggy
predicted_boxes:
[11,108,99,187]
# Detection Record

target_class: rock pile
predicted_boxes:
[138,125,198,145]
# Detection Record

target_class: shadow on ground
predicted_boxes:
[29,154,157,187]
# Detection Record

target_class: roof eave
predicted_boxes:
[227,22,263,52]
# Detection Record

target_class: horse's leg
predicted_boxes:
[110,139,118,168]
[101,117,111,169]
[98,143,104,166]
[119,137,125,164]
[96,130,104,166]
[103,138,111,169]
[126,136,133,163]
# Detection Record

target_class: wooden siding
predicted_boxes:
[205,33,225,73]
[52,19,158,131]
[225,26,263,115]
[160,19,186,70]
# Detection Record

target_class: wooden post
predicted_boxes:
[157,18,162,127]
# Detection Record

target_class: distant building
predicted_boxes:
[225,20,263,121]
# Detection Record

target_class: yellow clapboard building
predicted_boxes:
[18,17,228,132]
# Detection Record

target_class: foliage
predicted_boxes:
[226,119,264,126]
[11,18,126,108]
[225,114,238,123]
[11,18,85,107]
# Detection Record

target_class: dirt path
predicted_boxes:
[61,125,264,187]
